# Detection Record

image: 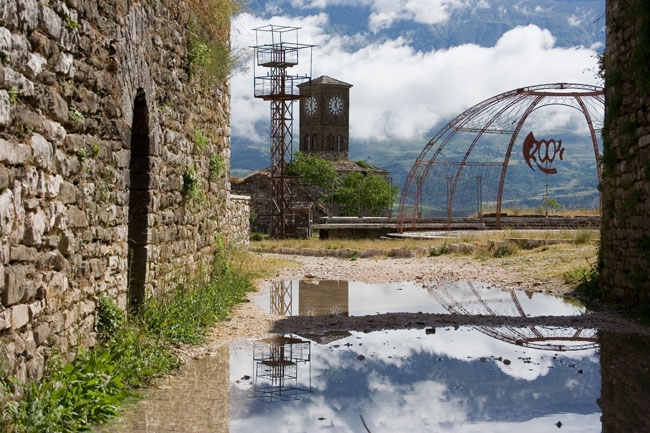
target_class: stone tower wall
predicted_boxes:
[600,0,650,301]
[299,83,350,160]
[0,0,247,382]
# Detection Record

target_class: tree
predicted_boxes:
[333,172,399,217]
[289,152,340,193]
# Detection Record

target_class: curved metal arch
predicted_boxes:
[447,94,530,223]
[495,95,545,228]
[399,89,529,228]
[398,83,604,230]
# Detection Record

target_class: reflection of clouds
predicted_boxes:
[230,328,600,433]
[341,328,597,381]
[364,375,469,430]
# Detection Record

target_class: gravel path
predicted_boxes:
[172,253,646,362]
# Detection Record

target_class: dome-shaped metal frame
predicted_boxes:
[398,83,605,229]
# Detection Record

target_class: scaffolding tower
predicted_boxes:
[253,335,312,402]
[252,25,314,238]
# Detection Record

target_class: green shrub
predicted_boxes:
[65,17,80,30]
[96,296,124,342]
[141,259,252,345]
[356,160,373,169]
[250,232,264,241]
[574,230,596,245]
[182,165,204,201]
[493,242,518,258]
[429,244,448,257]
[193,128,209,151]
[209,153,224,179]
[186,0,242,83]
[8,87,17,105]
[68,107,85,129]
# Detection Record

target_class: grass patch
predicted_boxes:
[493,242,519,258]
[0,248,268,432]
[429,243,448,257]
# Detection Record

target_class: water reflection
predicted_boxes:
[255,280,586,318]
[426,281,598,351]
[600,331,650,433]
[95,329,650,433]
[230,327,602,432]
[252,336,312,402]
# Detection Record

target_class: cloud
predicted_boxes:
[568,14,582,26]
[230,14,601,147]
[368,0,468,32]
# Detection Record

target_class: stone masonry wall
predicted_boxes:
[224,194,250,249]
[0,0,246,382]
[600,0,650,300]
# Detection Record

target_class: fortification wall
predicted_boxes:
[600,0,650,300]
[0,0,246,382]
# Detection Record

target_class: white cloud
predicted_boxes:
[230,14,601,146]
[368,0,468,32]
[568,14,582,26]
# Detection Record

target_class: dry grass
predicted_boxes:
[253,237,448,251]
[498,243,598,284]
[230,250,300,279]
[252,230,599,252]
[494,206,600,217]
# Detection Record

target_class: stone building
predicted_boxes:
[232,75,390,235]
[0,0,249,382]
[298,75,352,160]
[600,0,650,300]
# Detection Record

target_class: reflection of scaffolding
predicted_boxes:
[270,281,294,316]
[252,25,314,238]
[253,335,312,402]
[427,281,598,351]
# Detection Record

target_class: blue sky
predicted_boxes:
[230,0,605,148]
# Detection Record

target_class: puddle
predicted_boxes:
[252,280,586,317]
[230,328,601,432]
[98,328,650,433]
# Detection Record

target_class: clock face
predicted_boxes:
[328,96,343,116]
[305,97,317,116]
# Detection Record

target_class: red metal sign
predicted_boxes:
[523,131,565,174]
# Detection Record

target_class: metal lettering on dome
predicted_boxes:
[522,132,565,175]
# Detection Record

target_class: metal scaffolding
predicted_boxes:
[252,335,312,402]
[252,25,314,238]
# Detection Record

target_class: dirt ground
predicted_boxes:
[170,252,647,363]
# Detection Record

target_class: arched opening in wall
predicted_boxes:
[304,134,310,151]
[127,89,151,311]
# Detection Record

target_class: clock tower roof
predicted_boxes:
[298,75,353,88]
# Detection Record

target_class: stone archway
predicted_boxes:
[127,89,151,310]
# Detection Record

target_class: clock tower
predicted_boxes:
[298,76,353,160]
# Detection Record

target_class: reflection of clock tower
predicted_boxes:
[298,75,353,160]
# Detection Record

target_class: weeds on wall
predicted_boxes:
[186,0,242,83]
[193,127,209,151]
[68,107,85,129]
[182,165,204,202]
[209,153,224,179]
[0,247,255,432]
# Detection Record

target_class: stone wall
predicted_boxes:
[599,331,650,433]
[0,0,246,382]
[600,0,650,300]
[224,194,250,249]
